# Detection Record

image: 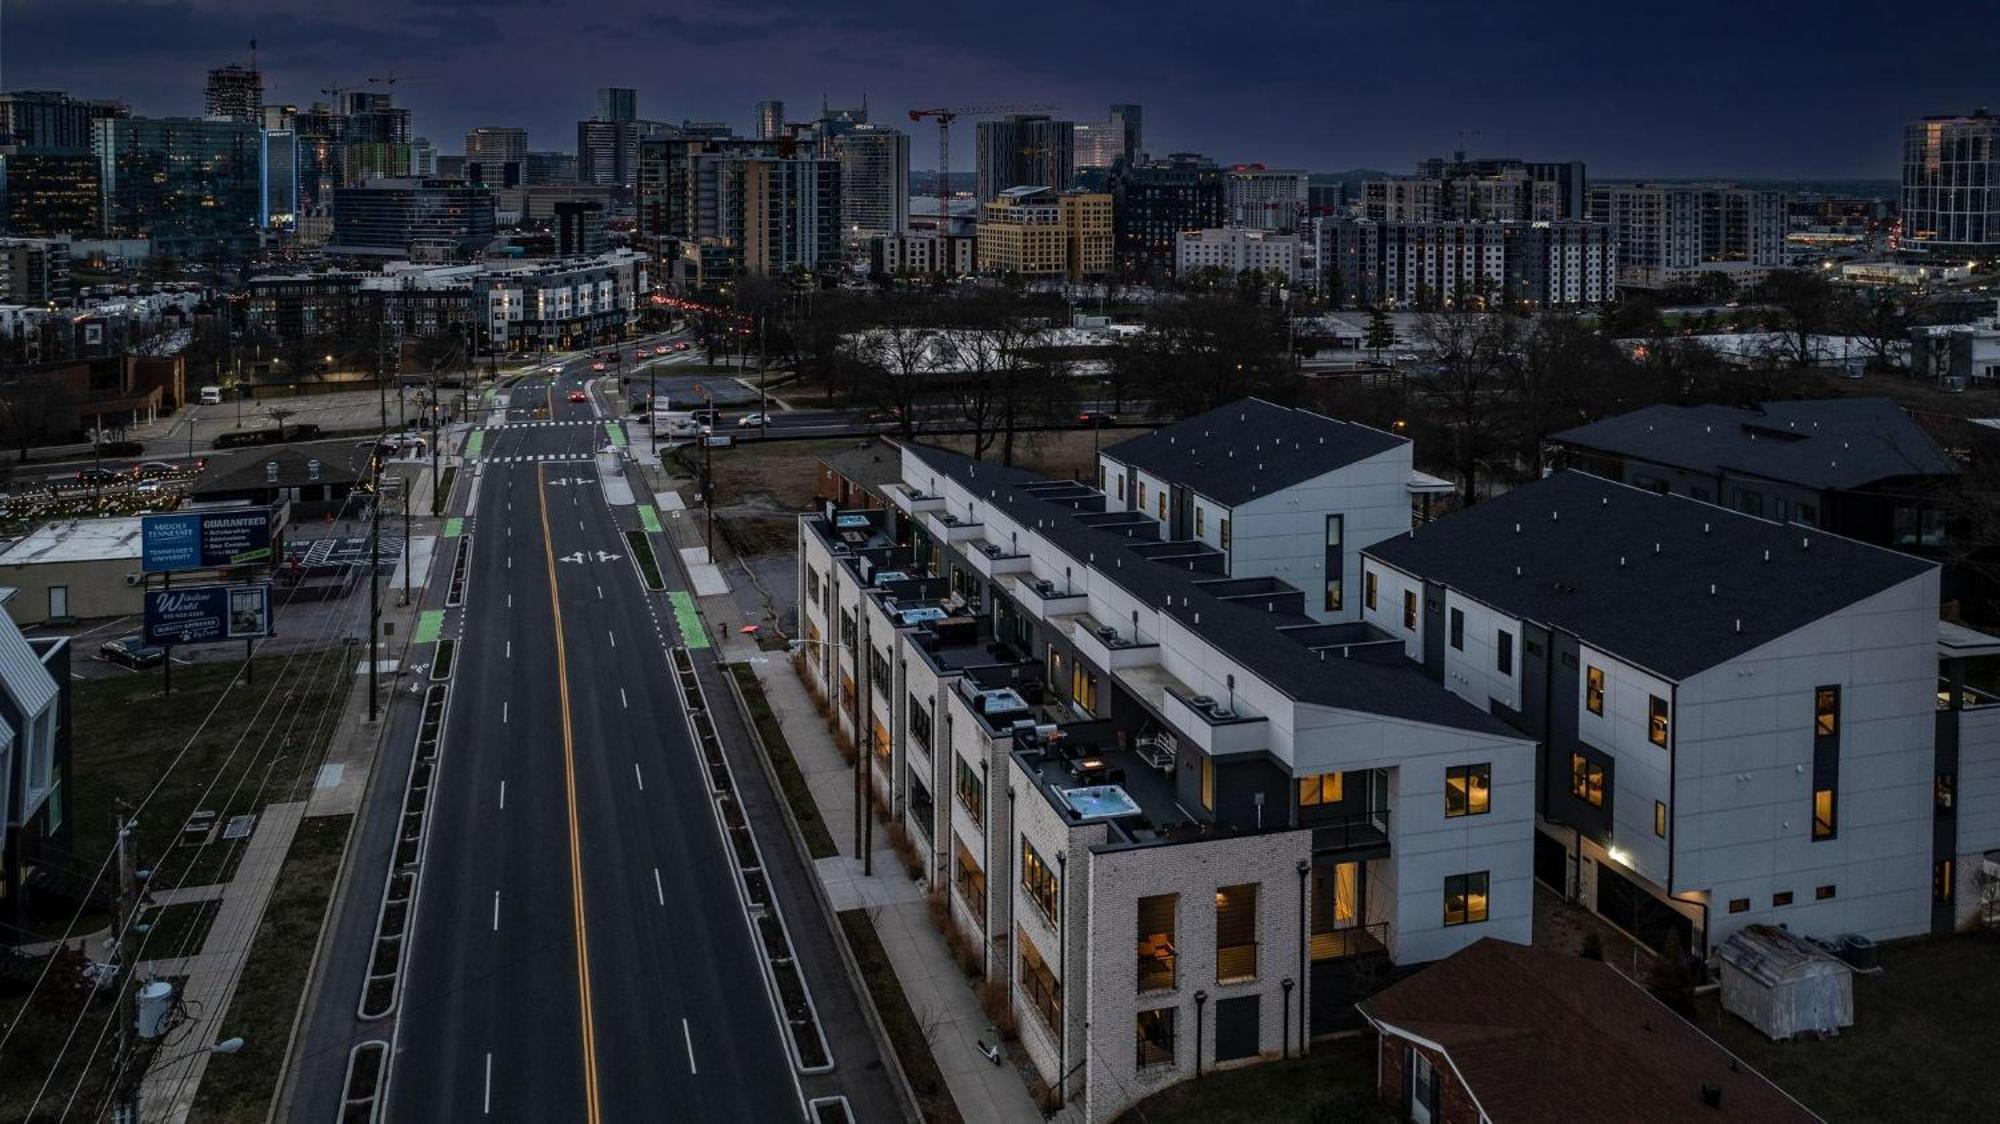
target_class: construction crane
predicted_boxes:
[368,71,431,90]
[907,104,1058,237]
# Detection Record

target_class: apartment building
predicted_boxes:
[869,231,976,278]
[1223,165,1308,232]
[797,403,1538,1121]
[1902,110,2000,257]
[975,186,1112,281]
[1363,470,2000,951]
[1320,219,1616,309]
[1586,182,1788,287]
[0,589,70,928]
[1174,228,1299,283]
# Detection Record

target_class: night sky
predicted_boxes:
[8,0,1990,179]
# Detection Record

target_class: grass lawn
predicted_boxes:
[838,909,962,1124]
[1113,1036,1389,1124]
[188,814,353,1122]
[728,664,836,858]
[1692,932,2000,1123]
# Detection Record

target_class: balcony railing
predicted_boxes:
[1137,941,1177,993]
[1310,921,1389,962]
[1312,809,1391,854]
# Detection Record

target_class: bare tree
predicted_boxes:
[0,372,77,461]
[1413,309,1518,502]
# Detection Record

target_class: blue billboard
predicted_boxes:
[142,508,276,573]
[143,583,273,645]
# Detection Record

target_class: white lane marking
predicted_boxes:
[620,687,628,709]
[682,1018,697,1074]
[484,1052,493,1115]
[491,891,500,931]
[607,630,616,649]
[653,867,665,905]
[633,762,645,791]
[498,780,506,809]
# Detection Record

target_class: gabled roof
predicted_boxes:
[1360,939,1817,1124]
[1102,398,1406,507]
[1364,471,1934,681]
[1550,398,1957,491]
[900,443,1520,739]
[0,612,57,718]
[193,440,370,495]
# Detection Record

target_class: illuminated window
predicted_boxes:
[1402,590,1418,631]
[1297,772,1344,807]
[1773,891,1793,907]
[1816,884,1836,900]
[1443,871,1488,926]
[1812,788,1836,840]
[1195,508,1205,536]
[1570,753,1605,808]
[1934,859,1954,904]
[1654,800,1667,839]
[1047,648,1065,695]
[1445,764,1490,817]
[1070,665,1098,714]
[1136,1008,1176,1068]
[1158,493,1167,521]
[1021,838,1059,925]
[1364,570,1377,610]
[1138,481,1147,508]
[1214,883,1259,982]
[1136,894,1177,992]
[1585,666,1605,715]
[1199,754,1215,812]
[1816,686,1839,737]
[955,755,985,825]
[1649,695,1669,747]
[1728,898,1749,914]
[1219,518,1231,550]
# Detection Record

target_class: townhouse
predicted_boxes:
[1364,470,2000,953]
[0,587,71,927]
[798,404,1538,1121]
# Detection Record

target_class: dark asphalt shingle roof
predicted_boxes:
[194,440,370,495]
[1103,398,1407,507]
[1359,939,1817,1124]
[1365,471,1935,681]
[901,443,1520,738]
[1551,398,1957,491]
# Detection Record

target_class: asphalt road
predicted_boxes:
[385,366,802,1121]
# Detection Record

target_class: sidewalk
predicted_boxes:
[640,459,1042,1124]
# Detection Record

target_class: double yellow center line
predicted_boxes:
[536,462,603,1123]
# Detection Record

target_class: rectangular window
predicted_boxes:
[1813,788,1836,840]
[1018,927,1062,1035]
[1047,648,1066,697]
[1297,772,1344,807]
[1449,607,1464,650]
[1364,570,1377,611]
[1585,666,1605,715]
[1816,884,1837,901]
[1195,507,1205,537]
[1443,872,1489,926]
[1816,686,1839,738]
[1402,590,1418,631]
[1496,630,1513,675]
[908,695,934,754]
[1444,764,1490,818]
[1138,481,1147,508]
[1097,464,1106,492]
[1158,493,1167,521]
[1199,754,1215,812]
[1570,753,1605,808]
[1136,1008,1176,1068]
[1070,664,1099,715]
[955,755,985,825]
[1648,694,1669,747]
[953,839,986,924]
[1116,476,1125,501]
[1654,800,1668,839]
[1136,893,1178,992]
[805,566,822,605]
[1728,898,1749,914]
[1215,883,1259,983]
[1324,515,1344,612]
[1936,859,1955,904]
[1021,838,1059,926]
[1937,773,1956,814]
[1773,891,1793,907]
[1219,518,1231,550]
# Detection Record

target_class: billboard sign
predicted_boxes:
[142,507,277,572]
[143,583,273,645]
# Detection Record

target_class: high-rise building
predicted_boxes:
[1319,218,1616,309]
[1224,164,1308,231]
[578,117,667,188]
[1072,122,1123,173]
[831,124,909,240]
[1903,110,2000,256]
[465,126,528,189]
[0,238,72,303]
[975,186,1112,280]
[328,178,497,259]
[262,128,299,230]
[0,148,100,236]
[637,134,781,243]
[338,93,414,184]
[93,115,263,256]
[733,155,842,276]
[1412,156,1587,218]
[598,88,637,124]
[1109,153,1226,278]
[204,64,263,123]
[526,151,577,185]
[411,137,437,177]
[0,90,127,149]
[974,115,1074,203]
[1366,157,1585,224]
[755,100,785,141]
[553,199,607,256]
[1176,227,1299,282]
[1110,104,1143,164]
[1586,182,1788,286]
[292,102,343,210]
[633,134,839,277]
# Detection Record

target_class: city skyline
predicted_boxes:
[4,0,1989,180]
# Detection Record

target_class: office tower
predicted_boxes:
[261,104,296,131]
[974,114,1074,202]
[1586,182,1787,285]
[755,100,785,141]
[1110,104,1142,164]
[328,178,497,258]
[975,186,1113,279]
[731,155,841,275]
[831,124,909,239]
[262,128,299,229]
[1224,164,1308,231]
[92,115,263,257]
[0,238,72,302]
[0,148,99,235]
[598,88,637,123]
[293,102,342,208]
[526,151,577,185]
[411,137,437,177]
[1109,153,1226,277]
[1903,110,2000,256]
[465,126,528,188]
[0,90,127,149]
[339,92,414,183]
[1073,123,1123,172]
[204,64,263,123]
[1319,218,1615,309]
[578,116,667,188]
[553,199,607,256]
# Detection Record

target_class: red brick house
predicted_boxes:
[1358,939,1818,1123]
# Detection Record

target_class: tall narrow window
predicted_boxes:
[1813,685,1840,841]
[1443,872,1489,926]
[1136,1008,1176,1067]
[1816,686,1839,737]
[1364,570,1378,611]
[1654,800,1668,838]
[1199,754,1216,812]
[1496,630,1513,675]
[1585,665,1605,715]
[1445,763,1490,817]
[1571,753,1605,808]
[1324,514,1344,612]
[1215,883,1260,983]
[1813,788,1836,839]
[1136,894,1178,992]
[1021,838,1059,925]
[1648,694,1670,747]
[955,754,985,825]
[1195,508,1205,537]
[1219,518,1231,551]
[1158,492,1167,521]
[1138,481,1147,508]
[1402,590,1418,631]
[1449,607,1464,650]
[1071,665,1099,714]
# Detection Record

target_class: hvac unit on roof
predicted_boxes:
[1032,578,1057,595]
[1189,695,1215,709]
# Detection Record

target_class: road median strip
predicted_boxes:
[637,504,663,533]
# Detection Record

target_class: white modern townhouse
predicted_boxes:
[1363,470,2000,954]
[0,587,71,928]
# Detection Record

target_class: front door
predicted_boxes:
[1310,861,1361,959]
[1213,995,1259,1063]
[1408,1047,1438,1124]
[47,585,66,620]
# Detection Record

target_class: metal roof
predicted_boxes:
[0,613,58,718]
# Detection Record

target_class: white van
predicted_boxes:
[198,385,223,405]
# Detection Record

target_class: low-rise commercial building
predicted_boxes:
[975,187,1112,281]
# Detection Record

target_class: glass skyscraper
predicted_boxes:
[92,115,262,257]
[262,128,299,230]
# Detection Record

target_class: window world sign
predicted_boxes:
[141,507,278,573]
[144,583,273,645]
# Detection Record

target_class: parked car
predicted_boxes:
[1077,411,1117,427]
[101,635,165,669]
[736,412,769,428]
[75,466,124,485]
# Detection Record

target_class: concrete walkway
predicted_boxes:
[646,477,1043,1123]
[139,800,306,1123]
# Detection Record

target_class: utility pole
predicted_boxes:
[702,388,715,559]
[758,314,768,436]
[369,305,386,722]
[110,803,142,1123]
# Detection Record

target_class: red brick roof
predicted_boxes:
[1359,939,1818,1123]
